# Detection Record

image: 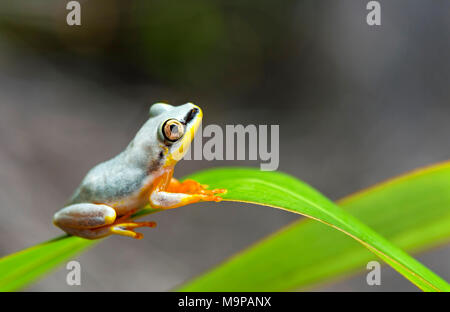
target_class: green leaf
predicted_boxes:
[0,236,95,292]
[1,165,450,291]
[0,207,160,292]
[178,164,450,291]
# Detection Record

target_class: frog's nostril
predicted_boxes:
[185,107,199,124]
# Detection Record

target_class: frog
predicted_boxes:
[53,102,225,240]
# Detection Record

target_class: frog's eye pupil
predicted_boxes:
[163,119,185,142]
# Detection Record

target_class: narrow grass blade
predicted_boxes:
[0,236,95,292]
[1,165,450,291]
[180,163,450,291]
[177,167,450,292]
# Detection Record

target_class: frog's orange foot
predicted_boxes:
[202,188,227,202]
[169,179,227,198]
[184,180,227,202]
[110,221,157,239]
[150,179,227,209]
[169,179,205,194]
[210,188,227,195]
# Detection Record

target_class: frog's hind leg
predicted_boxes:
[110,221,157,239]
[107,208,157,239]
[53,203,155,240]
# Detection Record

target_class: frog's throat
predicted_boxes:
[164,105,203,167]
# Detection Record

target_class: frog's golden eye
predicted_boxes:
[162,119,185,142]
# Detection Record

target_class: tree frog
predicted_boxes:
[53,103,225,240]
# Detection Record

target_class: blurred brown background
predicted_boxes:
[0,0,449,291]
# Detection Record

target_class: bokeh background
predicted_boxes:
[0,0,449,291]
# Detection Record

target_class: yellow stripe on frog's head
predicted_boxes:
[164,103,202,167]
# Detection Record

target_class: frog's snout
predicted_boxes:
[185,107,200,124]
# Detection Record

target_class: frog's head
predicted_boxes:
[131,102,202,170]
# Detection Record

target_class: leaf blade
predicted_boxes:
[177,167,450,291]
[2,164,450,291]
[0,236,95,292]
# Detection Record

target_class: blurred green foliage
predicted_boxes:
[0,0,302,91]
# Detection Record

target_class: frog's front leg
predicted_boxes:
[149,178,226,209]
[53,203,156,240]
